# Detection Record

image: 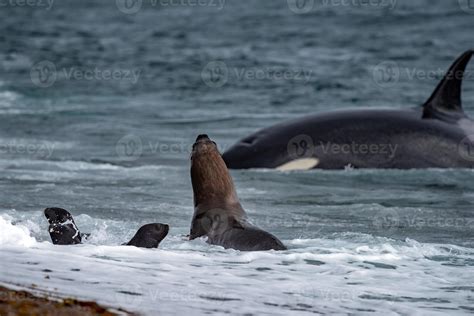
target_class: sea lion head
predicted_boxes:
[190,134,239,208]
[126,223,170,248]
[44,207,74,224]
[44,207,82,245]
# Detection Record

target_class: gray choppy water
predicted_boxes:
[1,0,474,315]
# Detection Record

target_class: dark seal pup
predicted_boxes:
[44,207,169,248]
[124,223,170,248]
[223,50,474,170]
[189,134,286,251]
[44,207,83,245]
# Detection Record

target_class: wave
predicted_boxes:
[0,215,36,247]
[1,212,473,315]
[0,90,21,108]
[0,158,181,172]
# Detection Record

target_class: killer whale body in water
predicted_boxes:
[222,50,474,170]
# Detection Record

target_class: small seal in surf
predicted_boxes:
[44,207,84,245]
[189,134,286,251]
[44,207,169,248]
[124,223,169,248]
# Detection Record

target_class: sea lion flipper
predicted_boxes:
[126,223,169,248]
[81,233,91,240]
[232,219,245,230]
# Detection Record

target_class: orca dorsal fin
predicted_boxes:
[422,50,473,121]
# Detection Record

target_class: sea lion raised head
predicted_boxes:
[126,223,169,248]
[190,134,245,240]
[191,134,239,208]
[44,207,82,245]
[190,134,286,251]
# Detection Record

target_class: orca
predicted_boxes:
[222,50,474,170]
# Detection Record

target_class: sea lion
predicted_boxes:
[189,134,286,251]
[223,50,474,170]
[44,207,169,248]
[44,207,83,245]
[125,223,169,248]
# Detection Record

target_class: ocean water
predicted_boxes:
[1,0,474,315]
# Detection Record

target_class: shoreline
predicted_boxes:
[0,284,132,316]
